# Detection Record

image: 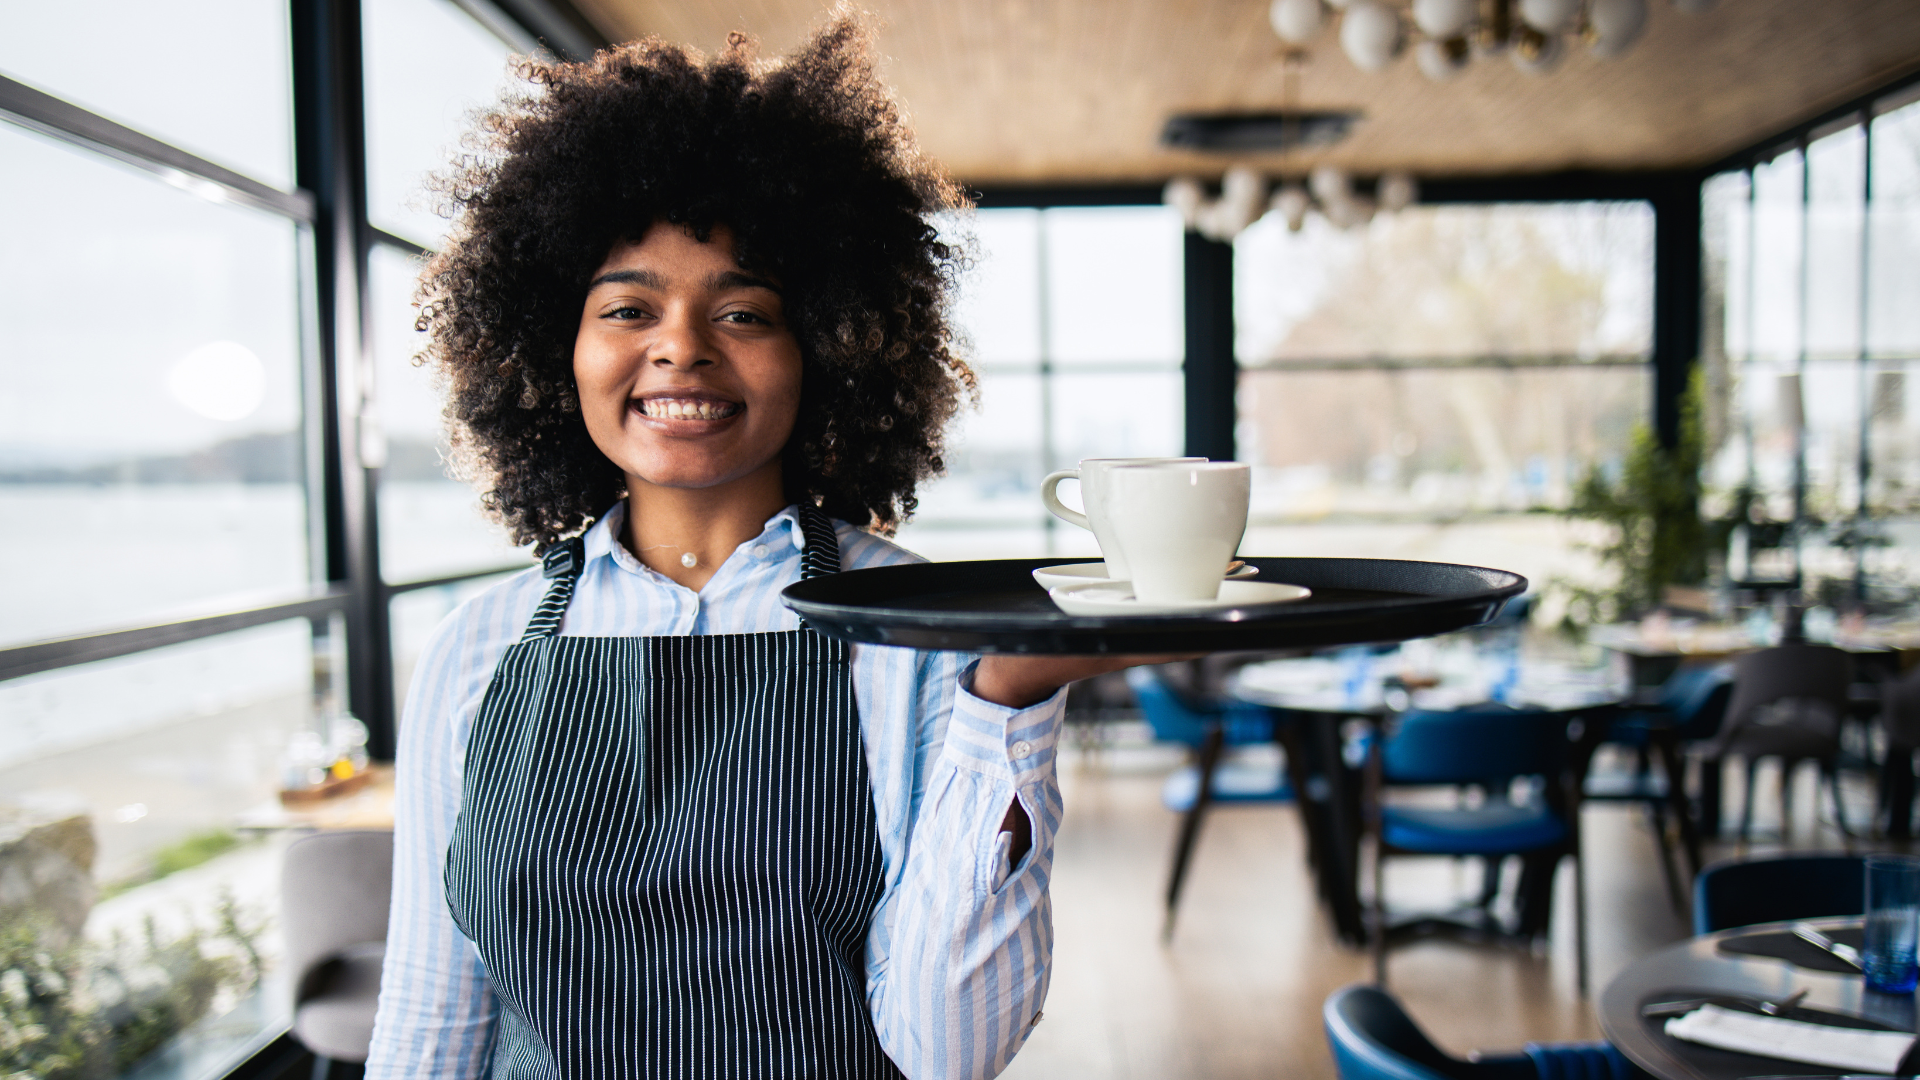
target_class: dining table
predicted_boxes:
[1599,916,1918,1080]
[1225,641,1639,944]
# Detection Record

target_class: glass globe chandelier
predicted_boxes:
[1268,0,1713,79]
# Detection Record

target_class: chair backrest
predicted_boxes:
[1691,853,1865,934]
[1883,665,1920,747]
[1382,707,1573,789]
[282,829,395,1003]
[1721,644,1853,738]
[1126,667,1273,748]
[1661,665,1734,741]
[1324,984,1463,1080]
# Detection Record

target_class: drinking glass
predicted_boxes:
[1864,854,1920,994]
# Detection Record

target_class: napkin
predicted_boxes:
[1664,1004,1916,1073]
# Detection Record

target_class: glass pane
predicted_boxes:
[1043,206,1184,366]
[1806,126,1866,360]
[363,0,519,247]
[1235,202,1654,363]
[893,371,1048,559]
[0,122,306,647]
[1751,151,1805,363]
[948,209,1042,366]
[1050,371,1184,466]
[0,620,320,1074]
[1803,358,1862,517]
[1869,99,1920,359]
[1705,171,1754,362]
[1869,360,1920,515]
[0,0,293,189]
[369,245,531,582]
[1237,365,1648,518]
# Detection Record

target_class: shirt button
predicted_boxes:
[1011,740,1034,760]
[751,544,769,559]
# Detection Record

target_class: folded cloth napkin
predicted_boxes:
[1665,1005,1916,1073]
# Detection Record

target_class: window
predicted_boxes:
[0,121,307,648]
[1703,89,1920,602]
[1232,202,1654,597]
[0,1,533,1073]
[362,0,522,247]
[0,0,294,188]
[894,206,1186,560]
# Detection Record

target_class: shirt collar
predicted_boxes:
[582,501,807,577]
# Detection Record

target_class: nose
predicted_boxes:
[648,303,715,369]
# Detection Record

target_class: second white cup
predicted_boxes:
[1040,456,1204,579]
[1102,461,1251,603]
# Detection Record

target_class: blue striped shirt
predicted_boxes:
[366,503,1065,1079]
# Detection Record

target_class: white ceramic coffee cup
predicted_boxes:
[1039,457,1204,579]
[1101,461,1251,603]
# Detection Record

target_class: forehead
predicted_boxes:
[594,222,740,277]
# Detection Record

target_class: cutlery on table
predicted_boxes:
[1642,988,1810,1019]
[1790,922,1865,971]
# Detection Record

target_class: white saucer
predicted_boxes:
[1049,578,1312,616]
[1031,561,1259,592]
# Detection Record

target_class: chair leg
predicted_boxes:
[1739,758,1758,844]
[1163,725,1225,942]
[1371,839,1388,987]
[1654,733,1702,878]
[1828,760,1853,841]
[1574,847,1589,999]
[1647,797,1684,913]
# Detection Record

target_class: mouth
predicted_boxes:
[632,395,743,422]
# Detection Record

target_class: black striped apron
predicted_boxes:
[445,506,901,1079]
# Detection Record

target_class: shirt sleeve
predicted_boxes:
[365,607,502,1078]
[867,657,1067,1080]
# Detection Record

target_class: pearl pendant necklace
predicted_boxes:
[679,552,698,569]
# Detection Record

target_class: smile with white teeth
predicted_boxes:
[638,398,742,421]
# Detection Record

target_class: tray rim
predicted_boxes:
[781,556,1528,638]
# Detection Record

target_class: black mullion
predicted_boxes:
[0,74,315,222]
[293,0,394,760]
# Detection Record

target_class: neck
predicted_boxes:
[622,461,788,591]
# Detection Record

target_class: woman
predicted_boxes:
[367,17,1153,1080]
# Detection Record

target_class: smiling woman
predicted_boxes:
[365,16,1120,1080]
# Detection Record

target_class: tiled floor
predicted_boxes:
[1002,729,1878,1080]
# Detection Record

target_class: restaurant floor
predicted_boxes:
[1001,726,1875,1080]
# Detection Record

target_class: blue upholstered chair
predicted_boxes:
[1584,664,1733,899]
[1126,666,1289,939]
[1368,705,1589,990]
[1325,984,1644,1080]
[1692,852,1866,934]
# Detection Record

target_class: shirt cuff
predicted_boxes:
[941,659,1066,786]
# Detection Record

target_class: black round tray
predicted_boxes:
[781,557,1527,653]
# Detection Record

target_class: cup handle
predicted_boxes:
[1040,469,1089,529]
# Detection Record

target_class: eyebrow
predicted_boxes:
[583,267,783,295]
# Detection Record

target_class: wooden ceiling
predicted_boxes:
[565,0,1920,185]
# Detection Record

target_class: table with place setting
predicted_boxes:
[1600,917,1920,1080]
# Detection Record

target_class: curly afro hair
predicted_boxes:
[418,13,975,553]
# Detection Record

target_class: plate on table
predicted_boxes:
[781,557,1527,654]
[1049,579,1310,615]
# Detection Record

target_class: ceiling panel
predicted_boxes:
[565,0,1920,184]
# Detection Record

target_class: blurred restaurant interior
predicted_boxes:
[6,0,1920,1077]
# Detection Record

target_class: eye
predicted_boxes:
[603,304,649,321]
[720,310,771,326]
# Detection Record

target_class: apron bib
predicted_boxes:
[445,505,901,1079]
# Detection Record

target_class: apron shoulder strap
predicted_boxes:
[796,503,842,580]
[522,536,586,641]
